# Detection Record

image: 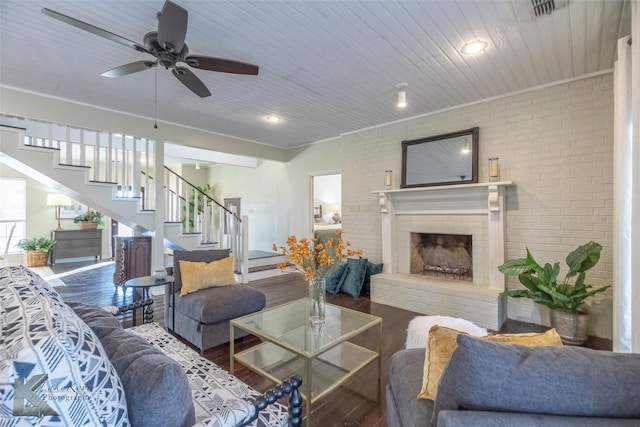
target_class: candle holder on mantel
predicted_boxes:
[385,170,392,189]
[489,157,500,182]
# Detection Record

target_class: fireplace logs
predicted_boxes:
[411,233,473,281]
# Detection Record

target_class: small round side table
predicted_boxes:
[125,275,175,326]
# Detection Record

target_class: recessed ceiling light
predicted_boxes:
[460,40,488,55]
[265,115,282,123]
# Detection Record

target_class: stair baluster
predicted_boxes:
[1,116,247,278]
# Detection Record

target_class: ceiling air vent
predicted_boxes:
[531,0,555,16]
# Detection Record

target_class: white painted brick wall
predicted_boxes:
[371,273,504,330]
[341,73,614,339]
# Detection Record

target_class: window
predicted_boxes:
[0,177,26,254]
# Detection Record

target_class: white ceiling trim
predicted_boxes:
[313,68,614,146]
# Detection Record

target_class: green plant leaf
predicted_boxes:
[573,272,586,290]
[498,258,532,276]
[498,247,546,276]
[540,262,560,286]
[530,297,557,310]
[16,237,55,251]
[525,248,544,274]
[518,272,541,292]
[502,289,529,298]
[565,241,602,278]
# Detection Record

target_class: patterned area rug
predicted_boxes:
[29,266,66,287]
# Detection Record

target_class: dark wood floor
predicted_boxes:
[51,260,610,427]
[54,261,415,427]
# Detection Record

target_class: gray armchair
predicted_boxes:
[165,249,266,353]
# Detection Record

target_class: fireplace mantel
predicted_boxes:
[372,181,514,290]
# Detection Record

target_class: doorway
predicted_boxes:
[311,173,342,233]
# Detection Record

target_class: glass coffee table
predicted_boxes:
[230,298,382,426]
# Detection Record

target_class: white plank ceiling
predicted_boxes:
[0,0,631,149]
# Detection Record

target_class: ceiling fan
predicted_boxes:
[41,1,259,98]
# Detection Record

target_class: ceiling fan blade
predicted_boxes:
[101,61,157,78]
[157,1,188,53]
[185,55,259,75]
[41,8,149,54]
[172,66,211,98]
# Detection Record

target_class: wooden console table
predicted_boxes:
[50,229,102,265]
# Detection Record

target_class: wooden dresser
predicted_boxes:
[50,229,102,265]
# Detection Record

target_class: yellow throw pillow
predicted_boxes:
[418,326,563,400]
[179,257,236,296]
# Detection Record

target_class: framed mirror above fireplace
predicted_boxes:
[401,127,479,188]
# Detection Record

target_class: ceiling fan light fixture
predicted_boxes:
[396,83,408,108]
[460,40,488,55]
[265,115,282,123]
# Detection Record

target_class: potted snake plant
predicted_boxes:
[498,241,610,345]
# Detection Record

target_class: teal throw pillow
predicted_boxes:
[362,261,384,295]
[340,257,368,298]
[326,262,348,295]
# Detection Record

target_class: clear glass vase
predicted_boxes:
[308,278,326,325]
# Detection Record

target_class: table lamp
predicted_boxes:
[47,193,73,231]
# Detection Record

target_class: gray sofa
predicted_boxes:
[165,249,267,353]
[387,334,640,427]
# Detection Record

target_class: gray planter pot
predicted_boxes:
[549,310,589,345]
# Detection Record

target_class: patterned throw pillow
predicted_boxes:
[0,266,130,426]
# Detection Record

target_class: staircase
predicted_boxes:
[0,119,259,281]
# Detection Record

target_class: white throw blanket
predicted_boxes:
[405,315,488,349]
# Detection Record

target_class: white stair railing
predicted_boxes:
[163,166,244,265]
[2,115,245,262]
[15,117,157,211]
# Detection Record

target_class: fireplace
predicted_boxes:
[371,182,513,330]
[410,233,472,281]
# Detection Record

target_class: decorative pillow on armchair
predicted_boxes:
[179,256,236,296]
[173,249,231,294]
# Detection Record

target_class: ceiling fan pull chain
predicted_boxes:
[154,67,158,130]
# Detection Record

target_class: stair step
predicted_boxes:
[88,179,118,185]
[85,180,117,187]
[248,263,280,273]
[21,144,59,152]
[56,163,89,169]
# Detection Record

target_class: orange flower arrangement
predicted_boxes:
[273,230,363,281]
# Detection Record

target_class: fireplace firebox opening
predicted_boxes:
[410,233,472,281]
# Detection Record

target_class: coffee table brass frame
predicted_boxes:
[230,298,382,426]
